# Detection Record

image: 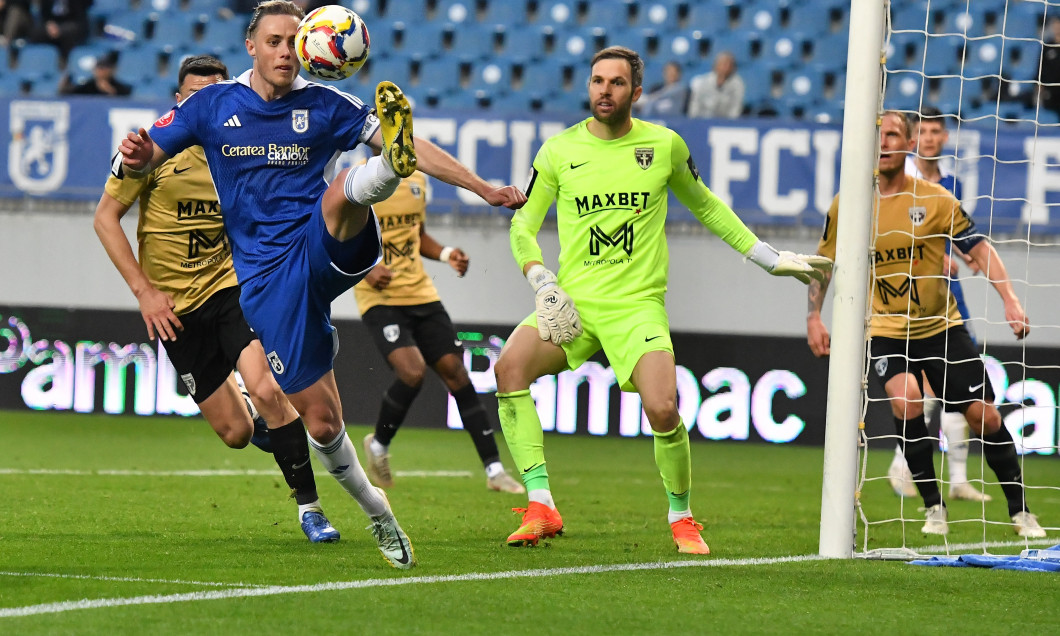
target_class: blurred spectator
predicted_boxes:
[635,61,689,118]
[0,0,35,50]
[60,51,132,96]
[687,51,745,119]
[1039,16,1060,117]
[34,0,92,60]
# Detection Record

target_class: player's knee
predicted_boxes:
[434,355,470,391]
[494,352,527,393]
[217,423,252,449]
[642,396,678,431]
[395,366,426,389]
[300,401,343,439]
[968,403,1001,435]
[889,399,924,419]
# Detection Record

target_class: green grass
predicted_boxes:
[1,411,1058,634]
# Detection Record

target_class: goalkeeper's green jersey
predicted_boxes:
[511,118,759,300]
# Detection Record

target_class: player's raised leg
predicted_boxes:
[494,325,569,546]
[631,351,709,555]
[375,81,417,177]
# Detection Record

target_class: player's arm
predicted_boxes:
[511,153,581,345]
[965,240,1029,339]
[666,131,832,284]
[949,201,1028,339]
[807,196,839,358]
[92,190,182,341]
[419,221,468,277]
[366,129,526,209]
[117,127,171,178]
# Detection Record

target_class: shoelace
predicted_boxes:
[369,519,401,551]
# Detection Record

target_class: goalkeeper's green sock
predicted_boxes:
[653,421,692,522]
[497,389,550,493]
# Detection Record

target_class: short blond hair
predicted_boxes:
[246,0,304,39]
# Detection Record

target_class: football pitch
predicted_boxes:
[2,411,1058,634]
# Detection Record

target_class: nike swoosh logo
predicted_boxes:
[394,540,411,565]
[173,166,191,174]
[570,161,589,169]
[968,382,985,392]
[292,459,310,470]
[645,335,662,342]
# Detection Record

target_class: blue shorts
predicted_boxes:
[239,197,382,393]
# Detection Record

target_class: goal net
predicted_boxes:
[825,0,1060,559]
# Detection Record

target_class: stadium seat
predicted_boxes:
[786,4,832,37]
[366,55,413,90]
[734,2,780,35]
[890,4,931,34]
[25,74,60,96]
[1001,7,1045,40]
[784,67,827,102]
[151,12,203,49]
[808,32,848,70]
[578,1,632,29]
[65,44,112,83]
[888,30,924,67]
[922,34,965,75]
[536,0,577,27]
[200,17,250,51]
[445,23,500,62]
[540,89,585,114]
[479,0,530,26]
[633,1,679,30]
[400,22,447,59]
[349,0,384,21]
[219,49,252,78]
[963,36,1004,79]
[133,76,176,100]
[116,44,164,83]
[656,32,704,66]
[467,60,510,92]
[14,44,61,78]
[685,2,728,33]
[939,5,991,38]
[417,58,462,95]
[520,57,566,94]
[436,88,490,110]
[604,27,657,59]
[883,69,925,111]
[0,73,25,96]
[103,11,151,42]
[489,89,538,115]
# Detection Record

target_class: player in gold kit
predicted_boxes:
[807,111,1045,538]
[94,55,340,543]
[354,166,524,494]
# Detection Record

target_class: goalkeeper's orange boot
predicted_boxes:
[507,502,564,547]
[671,517,710,555]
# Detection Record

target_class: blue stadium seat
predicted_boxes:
[436,88,490,110]
[0,73,25,96]
[940,5,991,38]
[604,27,656,59]
[540,89,585,114]
[151,12,203,49]
[580,0,632,30]
[14,44,61,78]
[784,67,827,102]
[446,23,499,62]
[888,30,924,66]
[786,4,832,37]
[366,55,413,89]
[934,76,977,112]
[634,1,679,30]
[656,32,704,66]
[536,0,577,27]
[436,0,475,24]
[963,36,1004,78]
[399,22,447,59]
[25,74,60,96]
[922,34,965,75]
[133,76,176,100]
[883,69,925,110]
[685,2,728,32]
[103,11,151,42]
[1001,6,1045,40]
[890,4,931,34]
[66,44,112,83]
[758,32,804,68]
[489,90,537,115]
[200,17,250,50]
[734,2,780,34]
[520,57,566,94]
[467,60,511,92]
[218,50,252,78]
[418,58,461,95]
[116,43,163,82]
[479,0,530,26]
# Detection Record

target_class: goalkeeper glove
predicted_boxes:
[526,264,583,345]
[747,241,833,284]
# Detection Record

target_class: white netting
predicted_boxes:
[859,0,1060,557]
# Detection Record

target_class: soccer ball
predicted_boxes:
[295,5,370,81]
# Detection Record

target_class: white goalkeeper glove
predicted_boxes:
[747,241,833,284]
[526,264,583,345]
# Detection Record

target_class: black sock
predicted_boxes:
[453,383,500,467]
[270,417,318,506]
[896,414,942,508]
[250,416,272,453]
[982,426,1029,516]
[374,379,421,446]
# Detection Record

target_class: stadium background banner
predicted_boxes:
[6,96,1060,232]
[2,305,1058,457]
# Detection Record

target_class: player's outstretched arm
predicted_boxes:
[967,240,1030,339]
[410,135,527,209]
[93,192,182,341]
[524,262,582,345]
[747,241,834,285]
[118,128,170,178]
[806,264,833,357]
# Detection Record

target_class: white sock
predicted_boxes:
[527,488,555,509]
[668,509,694,524]
[369,438,388,456]
[308,424,388,517]
[485,461,505,479]
[941,410,970,484]
[297,500,323,521]
[343,156,399,206]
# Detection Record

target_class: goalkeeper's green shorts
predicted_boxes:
[518,294,672,392]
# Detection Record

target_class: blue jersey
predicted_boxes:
[148,71,380,285]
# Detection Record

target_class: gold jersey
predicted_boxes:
[104,146,235,316]
[818,176,974,340]
[353,171,440,313]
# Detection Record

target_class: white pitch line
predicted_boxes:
[0,571,269,589]
[917,537,1057,554]
[0,468,472,478]
[0,554,827,619]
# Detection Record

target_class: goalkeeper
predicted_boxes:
[494,46,831,553]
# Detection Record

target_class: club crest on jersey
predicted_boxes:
[267,351,285,374]
[908,206,927,226]
[155,110,175,127]
[409,182,422,197]
[875,358,888,377]
[292,109,309,134]
[634,147,654,169]
[383,324,400,343]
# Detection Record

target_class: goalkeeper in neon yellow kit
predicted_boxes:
[495,46,832,553]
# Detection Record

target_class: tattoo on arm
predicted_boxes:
[807,270,832,314]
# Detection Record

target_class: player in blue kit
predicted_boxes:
[117,0,526,569]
